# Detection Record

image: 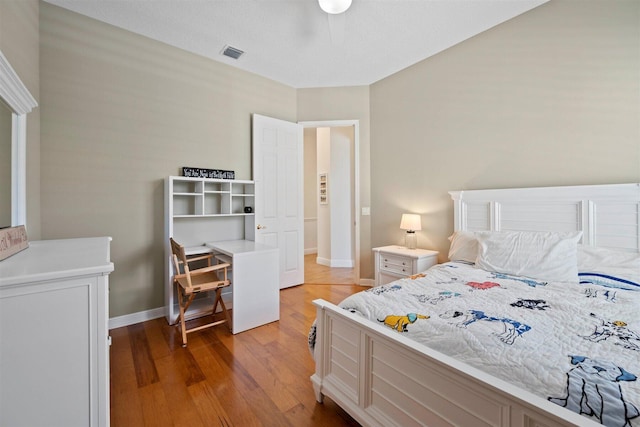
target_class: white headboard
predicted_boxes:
[449,183,640,253]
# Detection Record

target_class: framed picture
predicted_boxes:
[0,225,29,261]
[319,173,328,205]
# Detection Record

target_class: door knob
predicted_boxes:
[257,224,266,230]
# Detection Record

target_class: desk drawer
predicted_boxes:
[379,253,412,275]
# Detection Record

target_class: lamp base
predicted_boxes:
[405,231,417,250]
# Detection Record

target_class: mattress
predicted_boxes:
[309,262,640,427]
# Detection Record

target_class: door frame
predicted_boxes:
[299,120,360,284]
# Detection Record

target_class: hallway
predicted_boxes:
[304,254,355,285]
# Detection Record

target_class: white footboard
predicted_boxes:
[311,299,601,427]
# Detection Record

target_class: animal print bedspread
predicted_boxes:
[309,262,640,427]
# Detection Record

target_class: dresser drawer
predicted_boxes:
[373,246,439,286]
[379,253,412,275]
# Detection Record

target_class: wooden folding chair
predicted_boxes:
[170,238,232,346]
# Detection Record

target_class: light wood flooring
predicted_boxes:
[304,253,355,285]
[110,259,366,426]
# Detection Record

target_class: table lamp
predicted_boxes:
[400,213,421,249]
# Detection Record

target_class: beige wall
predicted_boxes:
[370,0,640,261]
[303,128,318,253]
[297,86,372,278]
[303,128,318,219]
[0,0,40,238]
[39,3,297,317]
[12,0,638,319]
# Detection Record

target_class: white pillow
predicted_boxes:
[475,230,583,282]
[578,244,640,291]
[578,244,640,271]
[448,231,478,263]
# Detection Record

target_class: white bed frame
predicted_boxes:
[311,183,640,427]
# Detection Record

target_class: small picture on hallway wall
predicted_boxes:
[319,173,328,205]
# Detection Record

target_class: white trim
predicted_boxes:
[109,306,165,330]
[299,120,360,284]
[11,115,27,226]
[582,200,594,246]
[304,247,317,255]
[358,278,374,287]
[317,257,354,268]
[316,256,330,267]
[0,51,37,115]
[0,50,38,228]
[118,294,236,331]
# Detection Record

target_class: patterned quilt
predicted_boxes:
[309,262,640,427]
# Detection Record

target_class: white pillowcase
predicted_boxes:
[578,244,640,271]
[475,230,583,282]
[448,231,479,263]
[577,244,640,291]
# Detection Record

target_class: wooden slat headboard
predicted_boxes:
[449,183,640,252]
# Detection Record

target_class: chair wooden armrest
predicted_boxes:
[173,272,187,280]
[186,253,215,264]
[188,262,231,277]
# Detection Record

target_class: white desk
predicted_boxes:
[205,240,279,334]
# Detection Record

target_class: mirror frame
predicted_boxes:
[0,49,38,227]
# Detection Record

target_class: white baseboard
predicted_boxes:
[316,256,354,268]
[359,278,374,287]
[316,256,330,267]
[304,247,317,255]
[109,307,165,330]
[108,280,371,330]
[109,293,234,330]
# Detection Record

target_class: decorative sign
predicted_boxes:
[0,225,29,261]
[182,167,235,180]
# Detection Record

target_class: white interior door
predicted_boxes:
[252,114,304,289]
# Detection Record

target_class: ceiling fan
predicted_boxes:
[318,0,352,44]
[318,0,352,14]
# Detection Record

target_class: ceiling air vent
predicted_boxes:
[222,45,244,60]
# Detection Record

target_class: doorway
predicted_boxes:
[300,120,360,285]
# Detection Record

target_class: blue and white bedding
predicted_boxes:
[310,262,640,427]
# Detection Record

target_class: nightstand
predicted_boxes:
[373,245,439,286]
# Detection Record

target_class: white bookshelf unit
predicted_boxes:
[165,176,256,324]
[170,176,255,216]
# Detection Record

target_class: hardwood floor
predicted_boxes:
[110,282,368,426]
[304,254,355,285]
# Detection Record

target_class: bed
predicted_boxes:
[310,183,640,427]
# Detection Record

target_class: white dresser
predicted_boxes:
[373,245,439,286]
[0,237,113,427]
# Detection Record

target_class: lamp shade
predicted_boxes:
[318,0,352,14]
[400,214,421,232]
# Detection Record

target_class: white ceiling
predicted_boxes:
[43,0,548,89]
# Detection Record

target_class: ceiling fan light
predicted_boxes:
[318,0,352,14]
